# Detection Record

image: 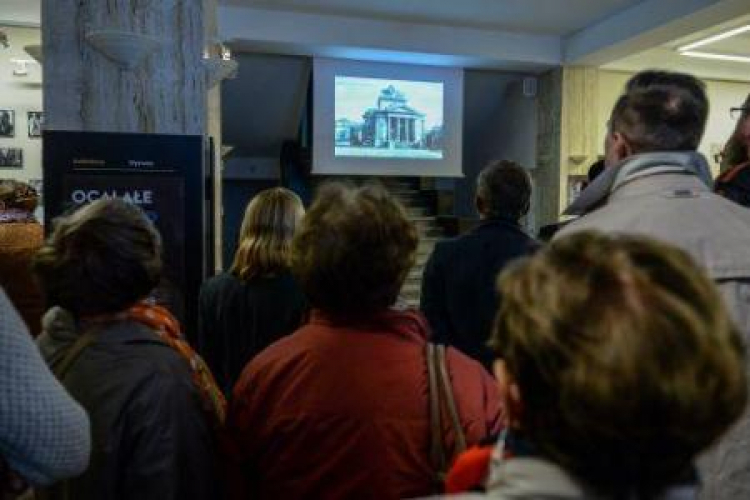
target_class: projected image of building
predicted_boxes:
[335,82,443,159]
[361,85,427,149]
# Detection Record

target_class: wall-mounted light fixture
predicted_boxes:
[10,58,34,76]
[86,30,162,70]
[203,39,238,88]
[24,45,42,63]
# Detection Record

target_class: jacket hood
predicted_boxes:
[564,151,713,216]
[37,307,79,364]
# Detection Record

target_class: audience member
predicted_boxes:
[225,182,503,499]
[558,70,750,499]
[0,288,90,491]
[0,180,44,335]
[444,232,747,498]
[715,94,750,207]
[33,199,222,500]
[421,161,538,368]
[198,187,307,394]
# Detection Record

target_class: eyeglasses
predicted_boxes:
[730,107,750,120]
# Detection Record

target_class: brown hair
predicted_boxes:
[33,199,162,317]
[0,180,38,212]
[230,187,304,281]
[489,231,747,497]
[476,160,531,220]
[722,93,750,170]
[291,182,418,318]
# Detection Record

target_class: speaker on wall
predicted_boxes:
[522,77,538,98]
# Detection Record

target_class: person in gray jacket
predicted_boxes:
[0,288,90,488]
[557,70,750,499]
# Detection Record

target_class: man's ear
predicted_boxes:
[493,359,523,429]
[609,131,634,165]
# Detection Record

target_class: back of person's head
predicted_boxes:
[489,231,746,498]
[0,180,38,213]
[723,93,750,169]
[291,182,418,319]
[230,187,304,281]
[609,70,708,153]
[33,199,162,317]
[476,160,531,221]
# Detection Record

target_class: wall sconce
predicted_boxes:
[203,40,238,88]
[10,59,34,76]
[86,30,162,70]
[24,45,42,63]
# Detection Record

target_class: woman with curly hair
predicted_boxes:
[0,180,44,335]
[224,182,502,499]
[34,198,223,500]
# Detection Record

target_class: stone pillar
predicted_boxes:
[534,68,564,226]
[42,0,207,135]
[204,0,223,272]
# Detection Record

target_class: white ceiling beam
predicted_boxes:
[218,5,561,71]
[565,0,750,65]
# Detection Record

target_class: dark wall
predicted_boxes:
[453,70,538,219]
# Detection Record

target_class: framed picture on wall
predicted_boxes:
[28,112,43,138]
[0,110,15,138]
[0,148,23,168]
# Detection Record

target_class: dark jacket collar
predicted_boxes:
[564,151,713,216]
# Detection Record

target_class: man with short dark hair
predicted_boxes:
[420,160,538,368]
[558,70,750,500]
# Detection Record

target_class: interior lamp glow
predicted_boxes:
[677,24,750,65]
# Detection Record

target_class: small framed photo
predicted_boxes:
[28,111,43,138]
[0,110,15,137]
[0,148,23,168]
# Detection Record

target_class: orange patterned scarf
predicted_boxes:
[127,302,227,425]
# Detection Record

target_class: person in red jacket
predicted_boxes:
[224,182,503,500]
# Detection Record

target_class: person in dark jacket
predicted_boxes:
[33,199,222,500]
[198,187,306,394]
[716,94,750,207]
[224,182,503,500]
[420,161,538,368]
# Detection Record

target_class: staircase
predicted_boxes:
[383,179,444,308]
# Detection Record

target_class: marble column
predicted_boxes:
[42,0,207,135]
[534,68,564,226]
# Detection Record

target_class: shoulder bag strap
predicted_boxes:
[52,328,99,380]
[426,342,446,488]
[436,344,467,453]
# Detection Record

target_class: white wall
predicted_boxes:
[0,26,42,184]
[597,70,750,176]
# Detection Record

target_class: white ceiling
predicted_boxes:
[0,0,39,26]
[604,14,750,82]
[2,0,749,79]
[221,0,643,36]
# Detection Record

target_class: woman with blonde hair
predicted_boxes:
[198,187,306,394]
